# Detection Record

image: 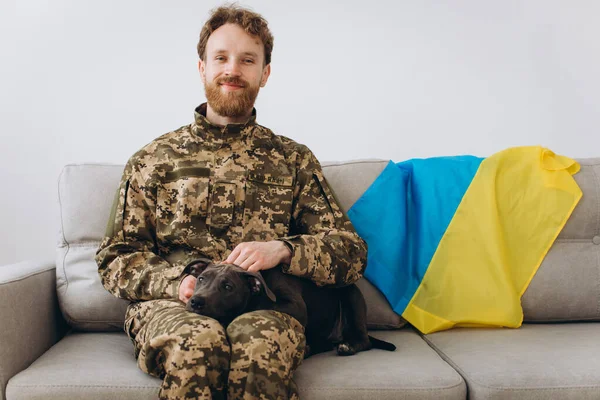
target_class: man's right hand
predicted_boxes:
[178,275,197,304]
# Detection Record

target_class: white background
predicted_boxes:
[1,0,599,265]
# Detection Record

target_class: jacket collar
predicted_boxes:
[191,103,257,142]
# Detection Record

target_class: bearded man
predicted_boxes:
[95,5,367,400]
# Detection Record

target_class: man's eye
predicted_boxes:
[215,56,225,61]
[244,59,254,64]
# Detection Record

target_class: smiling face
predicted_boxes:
[199,23,271,123]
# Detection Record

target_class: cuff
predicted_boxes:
[276,235,316,281]
[163,265,189,300]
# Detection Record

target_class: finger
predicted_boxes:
[225,246,242,263]
[229,253,247,268]
[231,247,253,267]
[238,256,255,271]
[247,262,262,273]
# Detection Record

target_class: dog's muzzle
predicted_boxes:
[188,296,206,312]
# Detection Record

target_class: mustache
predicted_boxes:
[217,76,248,87]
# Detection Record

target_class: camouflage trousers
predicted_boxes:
[125,300,306,400]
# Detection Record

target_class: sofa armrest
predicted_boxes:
[0,260,68,400]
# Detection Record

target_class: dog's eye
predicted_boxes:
[197,276,204,282]
[224,284,232,291]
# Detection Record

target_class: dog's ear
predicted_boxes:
[185,258,213,277]
[243,271,277,302]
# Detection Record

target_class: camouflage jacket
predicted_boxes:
[95,104,367,302]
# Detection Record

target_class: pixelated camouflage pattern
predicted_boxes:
[125,300,304,400]
[95,103,367,302]
[227,310,305,399]
[125,299,230,399]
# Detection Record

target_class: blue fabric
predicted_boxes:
[348,156,483,314]
[348,161,409,311]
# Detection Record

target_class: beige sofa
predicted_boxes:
[2,158,600,400]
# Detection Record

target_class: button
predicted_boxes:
[593,236,600,245]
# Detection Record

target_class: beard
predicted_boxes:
[204,76,260,118]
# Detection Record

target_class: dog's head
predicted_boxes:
[184,258,276,324]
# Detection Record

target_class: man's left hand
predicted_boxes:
[224,240,292,272]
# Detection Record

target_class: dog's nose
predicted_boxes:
[190,297,205,309]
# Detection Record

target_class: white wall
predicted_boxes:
[1,0,599,265]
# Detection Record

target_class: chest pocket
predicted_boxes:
[244,172,295,240]
[156,167,210,237]
[206,180,238,232]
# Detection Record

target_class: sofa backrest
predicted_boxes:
[56,160,405,331]
[55,158,600,331]
[522,158,600,321]
[57,164,126,331]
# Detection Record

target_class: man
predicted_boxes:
[95,5,367,400]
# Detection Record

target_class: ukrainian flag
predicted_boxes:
[348,146,581,334]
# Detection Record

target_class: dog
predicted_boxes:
[184,258,396,358]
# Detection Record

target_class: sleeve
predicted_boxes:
[277,150,367,287]
[94,159,187,302]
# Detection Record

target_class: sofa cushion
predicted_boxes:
[322,160,407,329]
[522,241,600,322]
[6,330,466,400]
[56,161,406,331]
[6,332,159,400]
[422,323,600,400]
[326,157,600,325]
[521,158,600,322]
[57,164,130,331]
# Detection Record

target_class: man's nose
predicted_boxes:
[224,60,241,76]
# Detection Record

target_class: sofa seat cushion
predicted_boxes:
[423,323,600,400]
[295,330,465,399]
[7,329,466,400]
[6,332,159,400]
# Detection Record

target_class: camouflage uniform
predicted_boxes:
[95,103,367,400]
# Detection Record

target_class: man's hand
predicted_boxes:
[225,240,292,272]
[178,275,197,304]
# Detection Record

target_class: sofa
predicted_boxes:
[2,158,600,400]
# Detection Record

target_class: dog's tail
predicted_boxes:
[368,335,396,351]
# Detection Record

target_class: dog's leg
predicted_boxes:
[337,285,372,356]
[303,340,334,359]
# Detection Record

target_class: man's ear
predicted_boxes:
[260,63,271,88]
[244,271,276,302]
[185,257,213,277]
[198,59,206,84]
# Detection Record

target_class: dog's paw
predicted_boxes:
[336,342,357,356]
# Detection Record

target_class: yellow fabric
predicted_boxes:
[403,146,582,334]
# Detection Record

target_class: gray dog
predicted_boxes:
[184,258,396,358]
